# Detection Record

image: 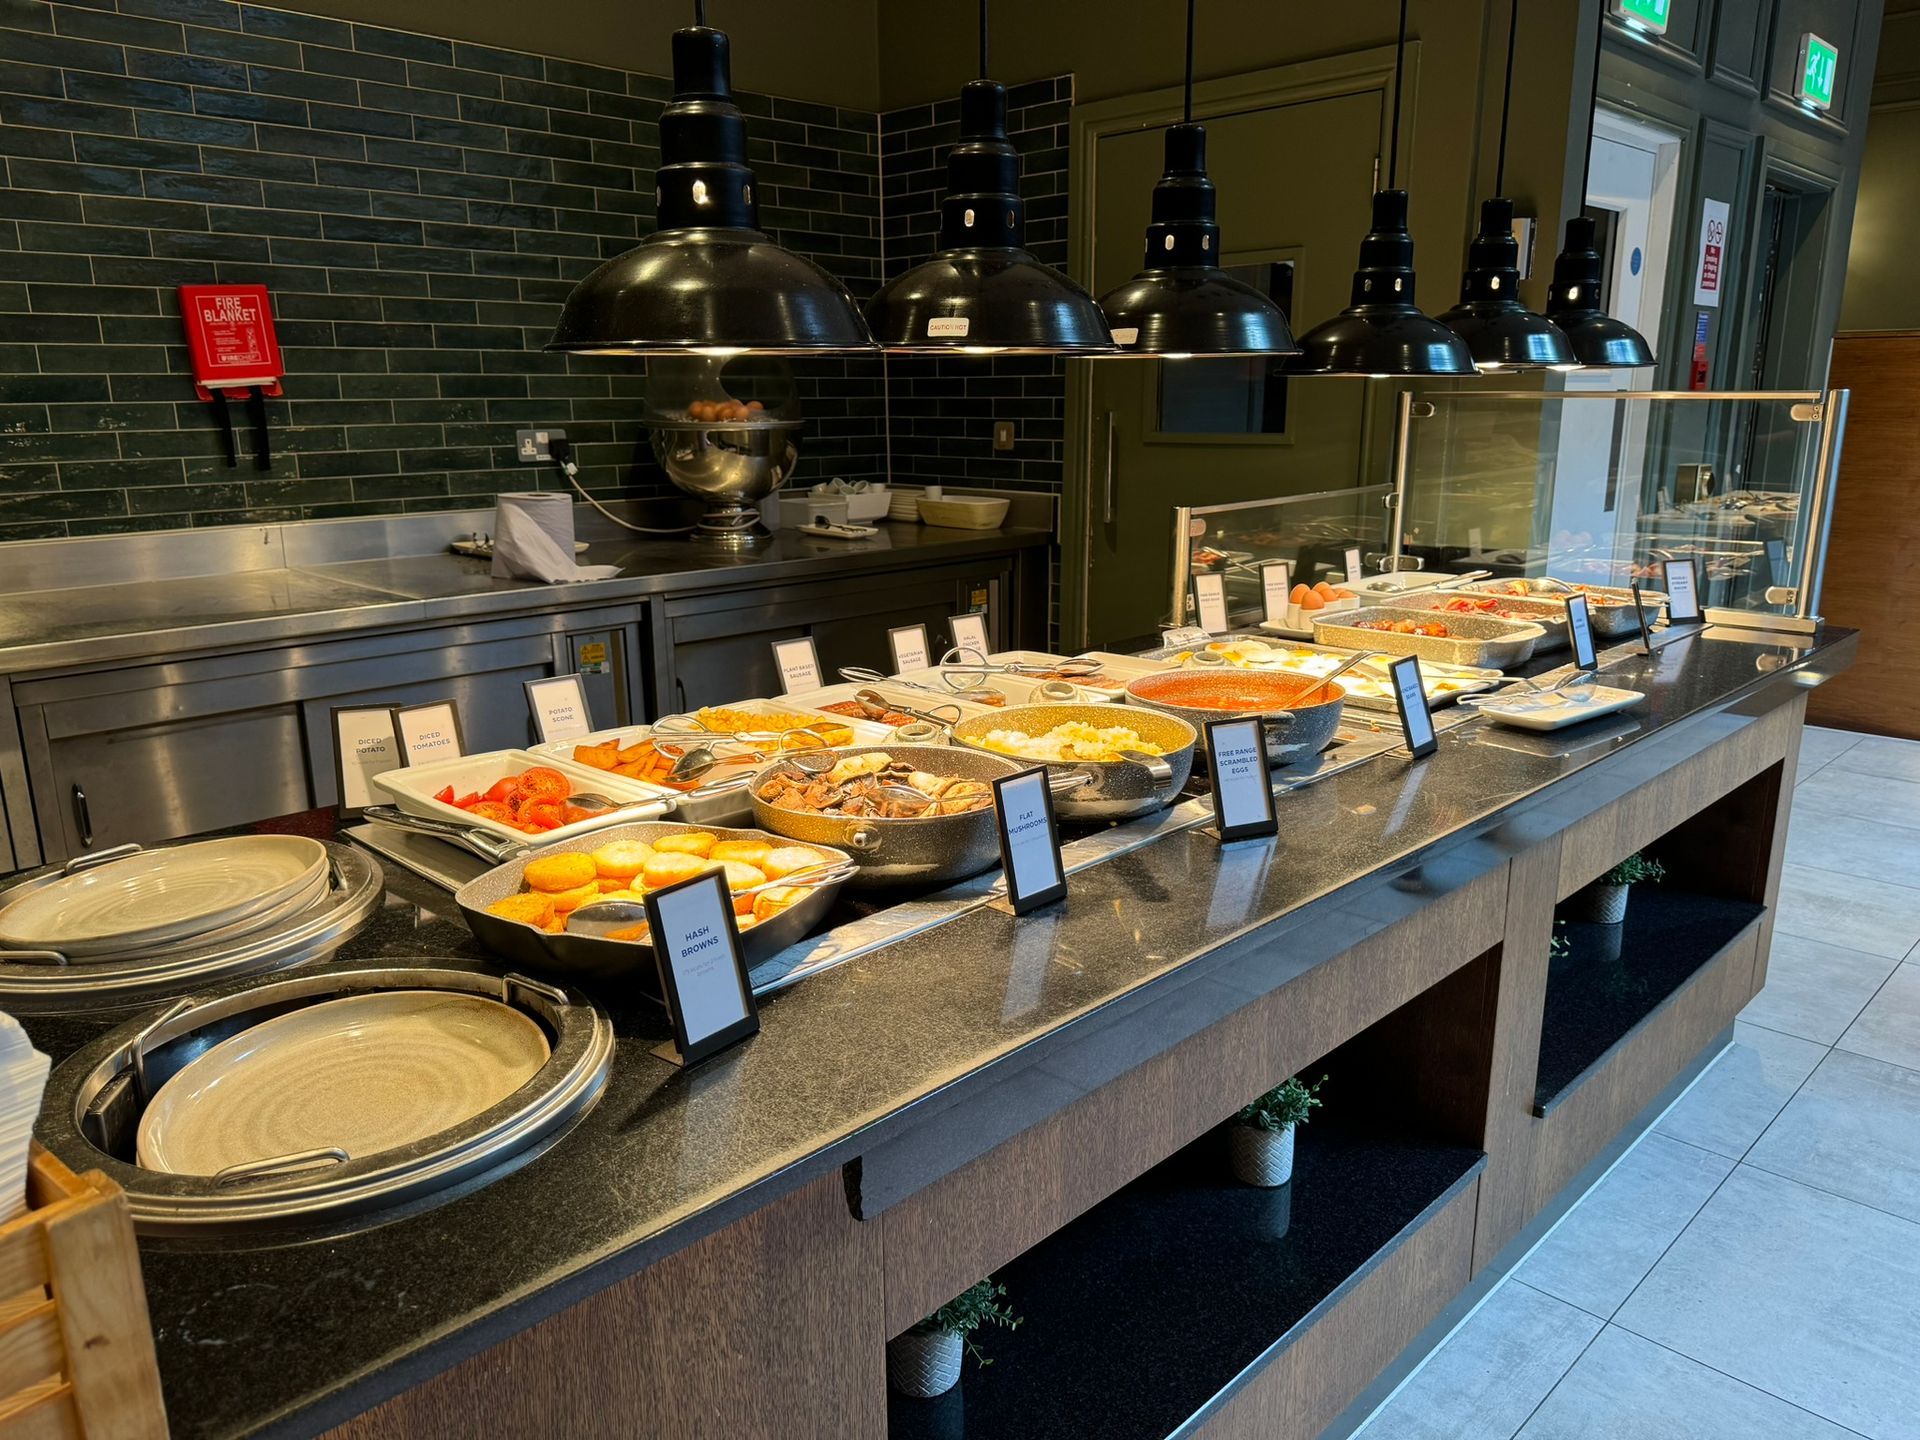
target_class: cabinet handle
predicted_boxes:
[675,678,688,711]
[71,783,93,848]
[1102,411,1117,525]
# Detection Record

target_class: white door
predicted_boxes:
[1547,111,1680,572]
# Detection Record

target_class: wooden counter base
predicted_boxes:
[324,693,1808,1440]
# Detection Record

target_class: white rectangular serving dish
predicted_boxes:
[372,749,677,843]
[1469,685,1646,732]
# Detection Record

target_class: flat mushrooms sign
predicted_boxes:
[992,768,1067,915]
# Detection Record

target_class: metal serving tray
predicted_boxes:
[455,821,854,994]
[1134,637,1501,711]
[1455,578,1663,639]
[1384,591,1573,650]
[1311,607,1544,670]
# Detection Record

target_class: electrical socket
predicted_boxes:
[515,427,567,461]
[992,420,1015,451]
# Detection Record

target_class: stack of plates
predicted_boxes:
[136,991,552,1177]
[887,488,922,523]
[0,1015,50,1220]
[0,836,330,964]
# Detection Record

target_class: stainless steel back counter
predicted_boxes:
[0,499,1054,870]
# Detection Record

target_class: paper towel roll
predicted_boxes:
[491,492,577,582]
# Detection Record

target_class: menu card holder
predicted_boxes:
[1566,593,1600,670]
[1193,572,1229,634]
[1663,557,1704,626]
[331,705,400,820]
[1202,717,1278,843]
[1630,583,1656,655]
[888,623,931,673]
[1389,656,1438,759]
[989,767,1067,915]
[392,699,465,767]
[950,611,991,659]
[643,868,760,1068]
[524,674,594,744]
[1260,562,1291,625]
[771,636,824,693]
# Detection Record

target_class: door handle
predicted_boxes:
[1101,411,1117,525]
[71,783,93,848]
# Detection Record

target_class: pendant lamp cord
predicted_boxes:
[978,0,988,79]
[1578,2,1604,206]
[693,0,705,26]
[1495,0,1517,195]
[1387,0,1407,187]
[1183,0,1196,124]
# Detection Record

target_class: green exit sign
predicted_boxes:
[1798,32,1838,110]
[1610,0,1671,34]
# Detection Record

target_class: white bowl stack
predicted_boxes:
[0,1014,50,1220]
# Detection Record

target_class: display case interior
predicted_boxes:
[1165,389,1849,642]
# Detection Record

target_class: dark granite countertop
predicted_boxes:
[0,521,1050,674]
[13,624,1854,1439]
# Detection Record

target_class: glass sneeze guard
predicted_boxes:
[1170,483,1396,630]
[1388,388,1848,636]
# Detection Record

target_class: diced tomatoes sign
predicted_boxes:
[179,284,283,393]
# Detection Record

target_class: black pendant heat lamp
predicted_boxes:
[864,0,1114,354]
[1293,0,1474,376]
[1095,0,1297,357]
[1544,3,1656,369]
[1437,0,1576,370]
[546,3,873,356]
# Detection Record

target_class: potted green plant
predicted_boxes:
[1228,1074,1325,1187]
[886,1279,1020,1399]
[1568,852,1664,924]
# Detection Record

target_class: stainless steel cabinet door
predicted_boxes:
[40,709,310,858]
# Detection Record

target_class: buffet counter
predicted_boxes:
[10,623,1853,1440]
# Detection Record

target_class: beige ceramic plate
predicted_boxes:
[135,990,551,1176]
[0,836,327,956]
[67,865,333,967]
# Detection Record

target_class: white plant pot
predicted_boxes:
[1568,881,1630,925]
[888,1327,964,1398]
[1229,1122,1296,1187]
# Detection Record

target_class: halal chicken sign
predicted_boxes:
[179,284,284,397]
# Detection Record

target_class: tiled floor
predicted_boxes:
[1352,725,1920,1440]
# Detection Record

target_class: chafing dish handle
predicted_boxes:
[63,841,139,874]
[213,1147,350,1188]
[130,997,197,1104]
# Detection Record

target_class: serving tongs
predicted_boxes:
[563,858,860,939]
[932,647,1102,701]
[648,716,834,785]
[1351,567,1492,598]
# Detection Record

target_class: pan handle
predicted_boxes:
[1114,749,1174,785]
[841,823,884,853]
